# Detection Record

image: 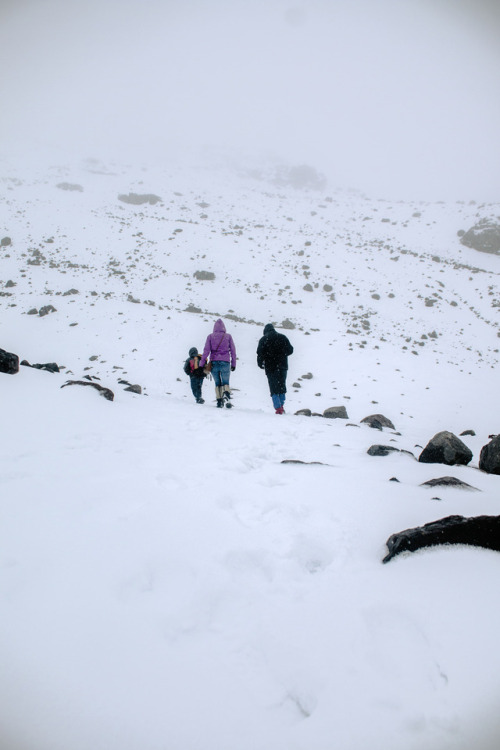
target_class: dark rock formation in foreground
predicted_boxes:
[479,435,500,475]
[418,431,472,466]
[383,514,500,563]
[0,348,19,374]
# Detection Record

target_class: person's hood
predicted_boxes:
[263,323,275,335]
[213,318,227,334]
[189,347,198,357]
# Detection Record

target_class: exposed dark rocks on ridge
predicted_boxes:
[383,515,500,563]
[61,380,114,401]
[0,348,19,374]
[418,431,472,466]
[479,435,500,475]
[21,360,60,373]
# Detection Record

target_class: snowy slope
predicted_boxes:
[1,155,500,750]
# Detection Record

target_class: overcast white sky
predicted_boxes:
[1,0,499,200]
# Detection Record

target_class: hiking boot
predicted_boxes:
[196,398,205,404]
[216,398,224,408]
[223,390,231,402]
[275,406,284,415]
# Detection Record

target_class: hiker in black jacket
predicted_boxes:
[256,323,294,414]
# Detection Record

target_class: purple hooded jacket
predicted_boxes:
[200,319,236,368]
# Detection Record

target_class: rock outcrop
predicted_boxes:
[459,219,500,255]
[418,431,472,466]
[479,435,500,475]
[361,414,395,430]
[0,348,19,374]
[383,514,500,563]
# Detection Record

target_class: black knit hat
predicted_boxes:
[263,323,275,335]
[189,347,198,357]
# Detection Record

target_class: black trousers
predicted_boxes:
[266,367,287,395]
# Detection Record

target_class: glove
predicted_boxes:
[231,366,235,372]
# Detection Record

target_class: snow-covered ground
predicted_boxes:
[1,155,500,750]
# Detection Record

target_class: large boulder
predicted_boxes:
[459,219,500,255]
[418,431,472,466]
[383,514,500,563]
[0,348,19,374]
[479,435,500,475]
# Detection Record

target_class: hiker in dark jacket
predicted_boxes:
[257,323,293,414]
[183,347,205,404]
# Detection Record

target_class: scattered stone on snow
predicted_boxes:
[38,305,57,317]
[295,409,312,417]
[420,476,479,491]
[281,319,295,329]
[479,435,500,475]
[21,360,60,373]
[61,380,114,401]
[383,514,500,563]
[1,237,12,246]
[367,445,400,457]
[56,182,83,192]
[118,193,162,205]
[323,406,348,419]
[281,459,328,465]
[194,271,215,281]
[301,372,313,379]
[27,308,38,315]
[418,431,472,466]
[0,348,19,374]
[459,219,500,255]
[118,380,142,394]
[460,429,476,437]
[360,414,396,430]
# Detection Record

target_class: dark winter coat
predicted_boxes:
[184,355,205,379]
[257,323,293,370]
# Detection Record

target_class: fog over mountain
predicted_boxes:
[1,0,499,201]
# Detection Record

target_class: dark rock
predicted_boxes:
[281,319,295,330]
[295,409,312,416]
[367,445,400,457]
[460,429,476,437]
[420,476,479,491]
[418,431,472,466]
[361,414,395,430]
[27,308,38,315]
[389,477,400,482]
[118,193,162,205]
[123,384,142,394]
[281,459,327,465]
[383,514,500,563]
[61,380,114,401]
[1,237,12,247]
[479,435,500,475]
[193,271,215,281]
[0,348,19,374]
[38,305,57,317]
[323,406,348,419]
[460,219,500,255]
[56,182,83,192]
[21,360,60,373]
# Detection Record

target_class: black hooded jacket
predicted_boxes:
[256,324,293,373]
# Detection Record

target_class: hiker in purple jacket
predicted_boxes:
[200,318,236,408]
